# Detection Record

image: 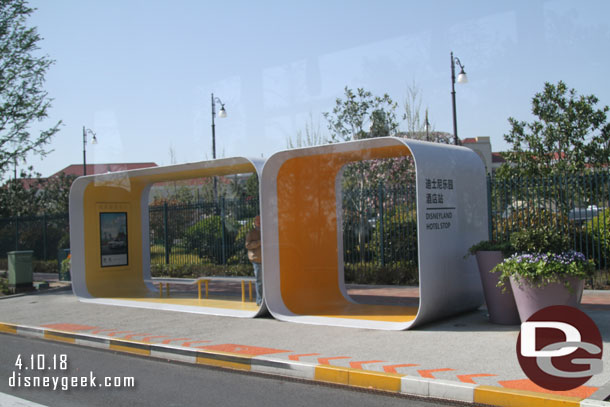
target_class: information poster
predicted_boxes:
[100,212,128,267]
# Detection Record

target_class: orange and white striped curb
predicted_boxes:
[0,322,607,407]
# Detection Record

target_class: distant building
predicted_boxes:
[461,137,504,174]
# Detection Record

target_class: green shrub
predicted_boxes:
[369,207,418,265]
[586,209,610,266]
[467,240,513,257]
[228,219,254,265]
[183,215,241,264]
[150,263,253,278]
[344,261,418,285]
[493,207,571,242]
[0,277,9,295]
[34,260,59,274]
[342,214,375,263]
[0,258,57,274]
[509,225,572,254]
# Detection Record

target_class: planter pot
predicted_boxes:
[509,275,584,323]
[475,251,520,325]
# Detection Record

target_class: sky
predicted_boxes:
[19,0,610,177]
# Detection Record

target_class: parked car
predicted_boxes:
[501,200,558,219]
[568,205,599,223]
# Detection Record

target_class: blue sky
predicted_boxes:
[22,0,610,177]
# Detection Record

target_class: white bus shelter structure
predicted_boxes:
[260,137,487,330]
[69,157,266,318]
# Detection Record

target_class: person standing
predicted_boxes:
[245,215,262,305]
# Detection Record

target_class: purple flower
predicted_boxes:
[509,250,587,265]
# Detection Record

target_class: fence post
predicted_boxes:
[487,175,493,241]
[15,217,18,251]
[378,183,385,267]
[221,197,226,265]
[42,213,48,260]
[163,202,169,265]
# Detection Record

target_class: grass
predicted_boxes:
[345,262,419,285]
[150,244,201,265]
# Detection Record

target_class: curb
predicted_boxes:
[0,285,72,301]
[0,322,607,407]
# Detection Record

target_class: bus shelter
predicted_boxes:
[69,157,266,318]
[260,137,487,330]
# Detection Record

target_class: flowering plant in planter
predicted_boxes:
[491,226,594,322]
[494,250,595,291]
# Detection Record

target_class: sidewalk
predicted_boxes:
[1,277,609,407]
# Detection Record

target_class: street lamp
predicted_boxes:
[450,51,468,146]
[210,93,227,202]
[82,126,97,176]
[211,93,227,160]
[424,108,430,142]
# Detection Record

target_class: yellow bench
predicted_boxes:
[151,277,256,302]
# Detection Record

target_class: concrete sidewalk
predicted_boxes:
[1,282,609,407]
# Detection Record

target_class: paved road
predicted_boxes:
[0,334,465,407]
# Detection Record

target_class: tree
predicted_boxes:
[36,172,76,214]
[401,82,451,144]
[323,87,398,142]
[499,81,610,178]
[403,81,426,135]
[323,87,403,263]
[0,1,61,175]
[0,169,75,217]
[323,87,417,190]
[0,168,39,217]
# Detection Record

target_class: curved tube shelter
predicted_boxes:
[69,157,266,318]
[260,137,487,330]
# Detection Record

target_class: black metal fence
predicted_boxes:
[1,170,609,285]
[489,172,610,275]
[341,185,419,284]
[0,213,69,261]
[148,197,259,267]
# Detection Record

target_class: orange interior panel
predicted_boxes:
[276,145,417,322]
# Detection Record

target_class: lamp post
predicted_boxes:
[211,93,227,160]
[82,126,97,176]
[450,51,468,146]
[424,108,430,142]
[210,93,227,201]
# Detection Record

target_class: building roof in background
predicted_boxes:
[52,163,158,177]
[492,153,506,163]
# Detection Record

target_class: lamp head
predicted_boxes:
[85,128,98,144]
[218,105,227,118]
[457,68,468,84]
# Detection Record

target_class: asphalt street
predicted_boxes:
[0,334,467,407]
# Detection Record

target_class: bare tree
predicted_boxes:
[401,82,452,143]
[403,81,425,135]
[286,113,327,149]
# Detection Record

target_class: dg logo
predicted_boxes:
[517,305,603,391]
